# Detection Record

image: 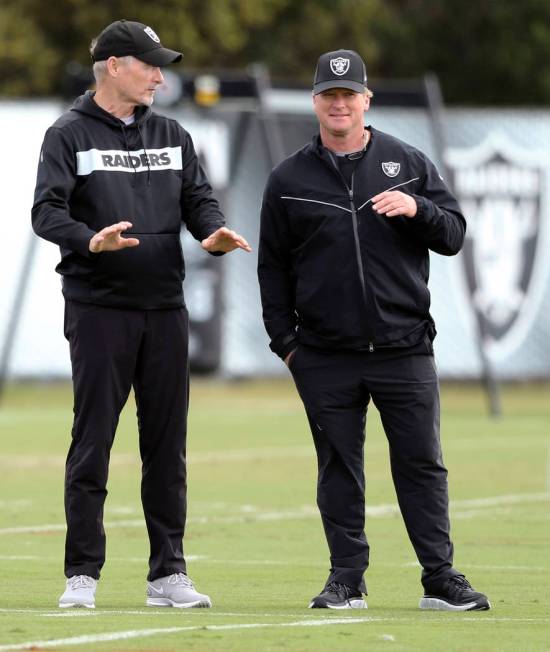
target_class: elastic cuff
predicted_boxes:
[409,195,430,222]
[272,333,298,360]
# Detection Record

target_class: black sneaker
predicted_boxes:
[420,574,491,611]
[309,581,367,609]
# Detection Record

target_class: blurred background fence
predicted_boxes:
[1,92,550,382]
[1,0,550,387]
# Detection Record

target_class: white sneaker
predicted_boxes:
[59,575,97,608]
[146,572,212,608]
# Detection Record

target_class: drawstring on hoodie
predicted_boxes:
[120,123,151,187]
[137,124,151,186]
[120,124,137,188]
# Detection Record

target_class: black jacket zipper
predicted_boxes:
[325,151,375,351]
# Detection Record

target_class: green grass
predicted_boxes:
[0,379,549,651]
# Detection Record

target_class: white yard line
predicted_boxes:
[1,556,543,573]
[1,616,549,651]
[0,609,356,617]
[40,611,333,619]
[0,618,372,650]
[452,507,513,520]
[0,607,549,622]
[2,492,549,536]
[450,493,550,508]
[402,561,547,571]
[1,556,545,574]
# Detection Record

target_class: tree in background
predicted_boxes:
[0,3,60,95]
[378,0,550,105]
[0,0,296,96]
[1,0,549,105]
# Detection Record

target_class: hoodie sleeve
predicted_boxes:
[179,131,225,246]
[257,172,298,359]
[31,126,97,257]
[407,152,466,256]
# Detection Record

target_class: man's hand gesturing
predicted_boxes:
[89,221,140,253]
[201,227,251,253]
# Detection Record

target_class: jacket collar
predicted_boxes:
[70,90,152,128]
[307,127,375,160]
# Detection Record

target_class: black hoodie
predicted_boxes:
[32,91,224,309]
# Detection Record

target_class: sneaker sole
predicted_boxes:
[59,602,95,609]
[146,597,212,609]
[308,598,367,609]
[419,597,491,611]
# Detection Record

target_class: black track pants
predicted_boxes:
[63,300,189,581]
[289,343,457,593]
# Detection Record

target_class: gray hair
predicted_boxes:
[89,36,133,83]
[92,61,108,83]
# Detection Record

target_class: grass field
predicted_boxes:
[0,379,549,651]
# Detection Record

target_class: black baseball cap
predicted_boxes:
[91,20,182,66]
[313,49,367,95]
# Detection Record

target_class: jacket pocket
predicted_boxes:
[91,233,184,305]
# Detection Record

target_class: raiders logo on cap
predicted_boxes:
[330,57,350,76]
[313,49,367,95]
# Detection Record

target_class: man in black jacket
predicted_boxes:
[258,49,489,611]
[32,20,250,609]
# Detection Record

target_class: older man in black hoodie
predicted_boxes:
[32,19,250,610]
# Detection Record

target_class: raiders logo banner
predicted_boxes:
[446,132,548,360]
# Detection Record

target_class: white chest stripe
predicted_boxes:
[281,177,419,214]
[357,177,420,211]
[280,196,352,213]
[76,147,182,176]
